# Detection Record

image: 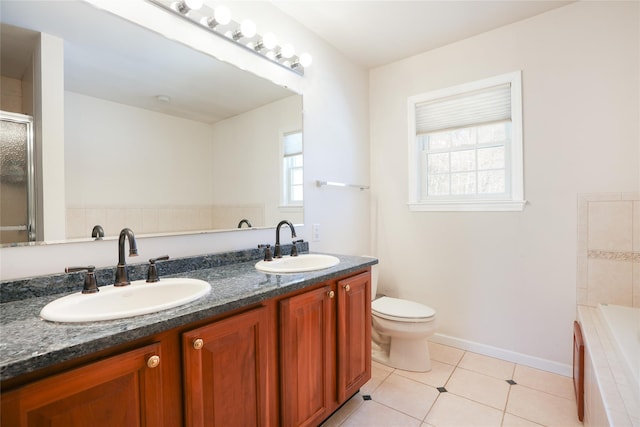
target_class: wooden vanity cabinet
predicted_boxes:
[1,342,165,427]
[1,268,371,427]
[182,306,270,427]
[279,271,372,427]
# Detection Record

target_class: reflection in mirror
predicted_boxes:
[0,0,303,246]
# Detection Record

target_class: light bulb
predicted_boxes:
[280,43,295,59]
[262,32,278,50]
[172,0,202,14]
[184,0,203,10]
[240,19,256,38]
[214,5,231,25]
[299,52,312,68]
[200,5,231,29]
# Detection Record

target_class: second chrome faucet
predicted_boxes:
[274,220,296,259]
[114,228,138,286]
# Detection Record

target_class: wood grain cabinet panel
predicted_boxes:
[182,306,270,427]
[337,272,372,402]
[1,342,163,427]
[279,285,335,427]
[279,270,372,427]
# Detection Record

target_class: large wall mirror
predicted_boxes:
[0,0,303,246]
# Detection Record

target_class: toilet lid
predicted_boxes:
[372,296,435,320]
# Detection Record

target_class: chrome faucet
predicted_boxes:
[274,220,296,258]
[91,224,104,240]
[237,218,252,228]
[114,228,138,286]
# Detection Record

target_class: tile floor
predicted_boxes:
[323,342,582,427]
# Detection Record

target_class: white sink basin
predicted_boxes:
[255,254,340,273]
[40,278,211,323]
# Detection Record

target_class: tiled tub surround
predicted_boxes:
[0,246,376,382]
[576,193,640,427]
[577,193,640,308]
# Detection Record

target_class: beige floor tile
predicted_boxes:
[428,342,465,366]
[341,400,422,427]
[501,413,544,427]
[362,362,395,395]
[445,367,511,410]
[373,373,440,420]
[513,365,575,400]
[395,360,456,388]
[506,385,581,427]
[458,352,515,380]
[425,392,503,427]
[321,392,364,426]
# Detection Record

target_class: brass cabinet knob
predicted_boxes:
[193,338,204,350]
[147,355,160,369]
[328,290,335,298]
[344,284,351,292]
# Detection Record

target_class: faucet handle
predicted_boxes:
[290,239,304,257]
[146,255,169,283]
[258,244,273,261]
[65,265,99,294]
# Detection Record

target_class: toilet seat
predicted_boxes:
[372,296,435,322]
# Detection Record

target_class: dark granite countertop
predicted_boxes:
[0,253,377,382]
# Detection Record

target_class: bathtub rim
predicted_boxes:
[576,305,638,426]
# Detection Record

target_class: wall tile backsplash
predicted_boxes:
[577,193,640,308]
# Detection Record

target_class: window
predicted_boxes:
[282,131,303,206]
[408,71,525,211]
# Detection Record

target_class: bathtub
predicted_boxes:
[577,304,639,426]
[598,304,640,403]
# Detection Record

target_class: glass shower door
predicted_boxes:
[0,111,36,244]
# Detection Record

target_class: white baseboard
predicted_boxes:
[430,333,573,378]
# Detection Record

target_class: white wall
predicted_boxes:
[210,95,303,226]
[0,0,370,279]
[370,1,639,373]
[36,32,66,241]
[65,91,215,207]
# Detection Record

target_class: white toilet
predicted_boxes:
[370,263,437,372]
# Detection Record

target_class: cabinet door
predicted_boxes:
[183,306,270,427]
[1,343,163,427]
[280,285,335,427]
[337,272,372,402]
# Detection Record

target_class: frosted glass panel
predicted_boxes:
[1,120,27,184]
[1,114,34,244]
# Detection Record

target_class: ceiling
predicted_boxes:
[0,0,573,122]
[271,1,573,69]
[0,0,295,124]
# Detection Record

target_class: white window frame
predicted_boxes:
[407,71,526,212]
[280,130,303,208]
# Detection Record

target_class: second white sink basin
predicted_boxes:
[40,278,211,323]
[255,254,340,273]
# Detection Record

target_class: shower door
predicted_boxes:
[0,111,36,244]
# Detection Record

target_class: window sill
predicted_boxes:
[408,200,527,212]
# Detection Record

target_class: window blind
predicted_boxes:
[415,83,511,135]
[283,132,302,156]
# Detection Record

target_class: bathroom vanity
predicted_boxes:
[0,252,374,427]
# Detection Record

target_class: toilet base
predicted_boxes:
[372,334,432,372]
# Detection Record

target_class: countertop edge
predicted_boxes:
[1,255,377,383]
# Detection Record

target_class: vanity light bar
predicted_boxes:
[146,0,312,76]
